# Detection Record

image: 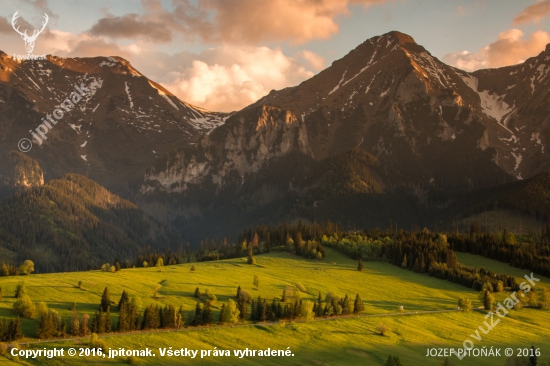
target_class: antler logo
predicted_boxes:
[11,11,49,54]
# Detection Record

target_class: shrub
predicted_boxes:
[13,295,36,318]
[295,282,307,293]
[238,289,252,303]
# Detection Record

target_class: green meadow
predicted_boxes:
[1,248,549,365]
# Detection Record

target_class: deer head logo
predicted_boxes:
[11,11,49,54]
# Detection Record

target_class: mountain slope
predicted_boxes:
[0,51,230,197]
[0,158,181,272]
[251,31,550,188]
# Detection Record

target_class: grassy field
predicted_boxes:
[1,248,549,365]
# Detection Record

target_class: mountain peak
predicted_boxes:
[383,31,417,45]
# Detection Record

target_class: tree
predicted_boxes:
[156,258,164,272]
[100,287,111,312]
[529,345,537,366]
[152,284,162,298]
[385,355,402,366]
[118,290,129,308]
[81,313,90,336]
[528,291,539,307]
[202,302,213,325]
[18,260,34,275]
[458,297,472,311]
[219,304,226,324]
[253,275,260,290]
[14,281,26,298]
[441,357,454,366]
[194,287,201,298]
[479,290,494,310]
[301,300,314,322]
[193,303,202,326]
[357,258,363,271]
[236,286,241,299]
[190,265,196,272]
[401,254,407,269]
[143,261,148,268]
[13,295,35,318]
[539,287,550,308]
[353,294,364,314]
[37,301,49,317]
[376,322,388,336]
[247,248,256,265]
[70,310,80,336]
[224,299,240,325]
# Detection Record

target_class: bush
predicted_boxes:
[90,333,106,351]
[37,301,48,317]
[295,282,307,293]
[376,322,388,336]
[202,289,217,304]
[238,289,252,303]
[14,281,26,298]
[13,295,36,318]
[0,342,7,356]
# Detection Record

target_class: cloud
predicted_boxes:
[443,29,550,71]
[89,14,173,42]
[297,50,326,71]
[160,46,315,112]
[87,0,390,45]
[513,0,550,24]
[0,16,13,34]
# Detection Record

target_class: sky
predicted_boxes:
[1,0,549,112]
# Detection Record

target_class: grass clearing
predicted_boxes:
[0,248,549,365]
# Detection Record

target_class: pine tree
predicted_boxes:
[11,317,22,340]
[342,295,352,315]
[253,275,260,290]
[238,300,248,320]
[14,281,26,298]
[358,258,363,271]
[401,255,408,269]
[81,313,90,336]
[70,310,80,336]
[353,294,364,314]
[529,345,537,366]
[194,287,201,298]
[219,304,226,324]
[100,287,111,312]
[118,290,129,309]
[202,302,213,325]
[193,303,202,326]
[105,307,112,333]
[236,286,241,299]
[247,248,256,265]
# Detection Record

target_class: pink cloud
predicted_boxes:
[443,29,550,71]
[513,0,550,24]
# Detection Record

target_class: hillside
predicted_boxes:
[442,170,550,229]
[0,248,549,365]
[0,172,181,273]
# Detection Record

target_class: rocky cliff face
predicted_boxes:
[251,31,550,189]
[0,151,44,188]
[140,105,312,194]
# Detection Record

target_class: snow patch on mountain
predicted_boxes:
[328,70,347,95]
[125,82,133,109]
